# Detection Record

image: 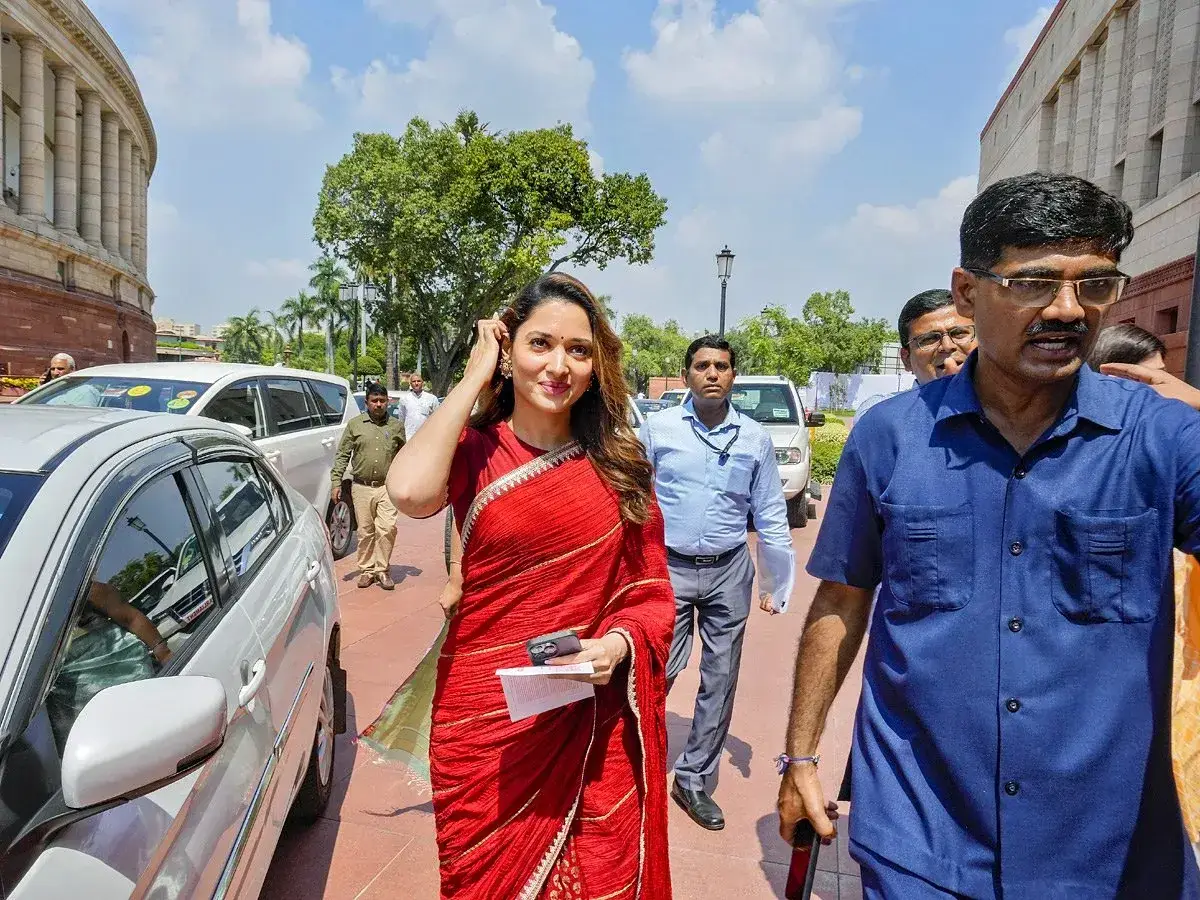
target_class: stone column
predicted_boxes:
[100,112,119,253]
[118,129,132,260]
[1094,11,1128,191]
[1156,0,1200,193]
[131,145,144,270]
[1073,47,1100,178]
[52,65,78,234]
[1122,0,1162,207]
[17,36,46,220]
[1053,78,1076,172]
[79,91,101,244]
[140,166,149,270]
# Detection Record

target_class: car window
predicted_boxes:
[308,380,348,425]
[44,473,218,751]
[730,384,799,424]
[266,378,321,434]
[196,460,282,579]
[0,473,43,557]
[200,379,267,439]
[18,376,209,414]
[257,461,290,530]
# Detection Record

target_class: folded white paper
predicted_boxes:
[496,663,595,722]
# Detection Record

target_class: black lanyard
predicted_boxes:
[692,424,740,464]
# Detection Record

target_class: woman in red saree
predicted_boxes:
[386,272,676,900]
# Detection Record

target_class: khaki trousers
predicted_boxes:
[351,483,397,577]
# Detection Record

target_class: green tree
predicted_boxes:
[314,111,668,394]
[620,314,691,394]
[223,309,268,363]
[801,290,893,375]
[108,551,167,604]
[266,310,294,359]
[281,291,322,357]
[310,255,351,374]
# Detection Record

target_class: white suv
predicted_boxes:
[17,363,359,557]
[729,374,824,527]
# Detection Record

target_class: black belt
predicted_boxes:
[353,477,386,488]
[667,546,743,567]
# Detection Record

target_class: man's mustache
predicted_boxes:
[1025,321,1090,338]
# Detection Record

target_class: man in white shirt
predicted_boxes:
[397,373,440,437]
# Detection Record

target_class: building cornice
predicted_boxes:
[26,0,157,173]
[981,0,1068,139]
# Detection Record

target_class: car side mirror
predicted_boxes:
[805,411,826,427]
[228,422,254,439]
[61,676,227,809]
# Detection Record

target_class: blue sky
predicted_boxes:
[89,0,1055,335]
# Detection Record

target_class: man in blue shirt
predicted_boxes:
[776,172,1200,898]
[641,335,795,831]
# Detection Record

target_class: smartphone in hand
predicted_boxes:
[784,819,821,900]
[525,629,583,666]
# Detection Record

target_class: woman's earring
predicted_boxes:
[499,355,513,379]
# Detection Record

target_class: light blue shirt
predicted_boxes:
[640,398,796,611]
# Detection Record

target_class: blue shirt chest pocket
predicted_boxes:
[717,453,755,496]
[1051,508,1162,624]
[880,501,974,611]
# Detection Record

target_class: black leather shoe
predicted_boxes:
[671,779,725,831]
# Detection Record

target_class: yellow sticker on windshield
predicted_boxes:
[176,389,198,400]
[166,398,190,410]
[127,384,152,397]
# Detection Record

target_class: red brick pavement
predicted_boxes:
[260,498,865,899]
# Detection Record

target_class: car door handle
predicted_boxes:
[239,659,267,708]
[305,559,321,582]
[321,438,335,448]
[264,450,282,461]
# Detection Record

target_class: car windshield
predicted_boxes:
[0,473,43,558]
[730,384,799,425]
[18,376,210,415]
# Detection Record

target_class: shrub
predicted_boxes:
[1,376,40,392]
[809,419,850,484]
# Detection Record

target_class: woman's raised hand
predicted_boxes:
[463,318,508,391]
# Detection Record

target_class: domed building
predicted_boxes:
[0,0,155,378]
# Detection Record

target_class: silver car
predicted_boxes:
[0,406,345,899]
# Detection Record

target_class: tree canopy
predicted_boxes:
[313,111,668,393]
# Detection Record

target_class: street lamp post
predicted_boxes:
[716,245,735,337]
[339,282,358,386]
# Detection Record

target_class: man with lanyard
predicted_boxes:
[776,172,1200,897]
[398,372,440,438]
[641,335,795,831]
[856,289,978,417]
[332,382,406,590]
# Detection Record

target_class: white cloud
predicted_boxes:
[245,257,309,282]
[818,175,977,316]
[91,0,318,131]
[338,0,594,133]
[622,0,863,172]
[1003,5,1053,83]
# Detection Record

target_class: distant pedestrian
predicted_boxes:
[397,372,439,437]
[330,382,405,590]
[856,290,977,416]
[640,334,795,831]
[777,172,1200,897]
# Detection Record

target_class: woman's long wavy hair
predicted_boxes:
[470,272,654,524]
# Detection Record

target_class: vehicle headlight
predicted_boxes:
[775,447,804,465]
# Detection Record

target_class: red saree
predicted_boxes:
[431,428,675,900]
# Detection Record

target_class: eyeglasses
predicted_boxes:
[967,268,1130,309]
[908,324,976,352]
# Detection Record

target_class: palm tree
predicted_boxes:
[266,310,295,360]
[310,255,350,374]
[281,290,321,356]
[223,309,267,363]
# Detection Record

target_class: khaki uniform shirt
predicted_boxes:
[331,413,405,487]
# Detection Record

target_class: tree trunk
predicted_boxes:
[386,332,398,390]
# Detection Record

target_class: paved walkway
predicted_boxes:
[261,498,865,899]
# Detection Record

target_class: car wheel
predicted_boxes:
[787,494,809,529]
[327,496,354,560]
[290,662,336,825]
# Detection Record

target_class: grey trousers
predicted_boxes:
[666,545,756,793]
